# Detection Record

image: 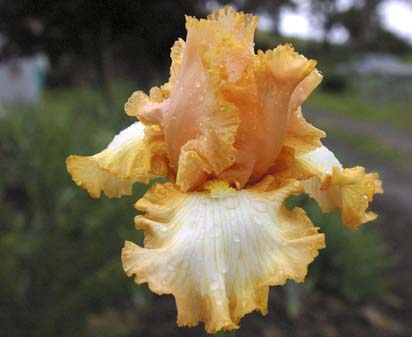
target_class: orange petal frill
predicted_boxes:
[124,7,322,191]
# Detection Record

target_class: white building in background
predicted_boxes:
[0,53,49,106]
[338,53,412,77]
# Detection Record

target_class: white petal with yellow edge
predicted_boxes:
[66,122,170,198]
[122,178,325,333]
[298,146,383,229]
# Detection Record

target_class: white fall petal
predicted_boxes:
[297,146,383,228]
[66,122,171,198]
[299,146,343,212]
[122,178,325,333]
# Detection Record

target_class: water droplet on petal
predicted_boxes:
[252,214,264,225]
[362,194,368,200]
[241,297,248,308]
[233,234,241,243]
[217,259,227,273]
[210,280,219,291]
[199,96,204,101]
[216,298,223,306]
[226,197,238,209]
[252,201,266,212]
[195,81,201,88]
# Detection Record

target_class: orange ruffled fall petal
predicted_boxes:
[66,122,171,198]
[122,178,325,333]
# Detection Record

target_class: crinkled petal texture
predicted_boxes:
[122,178,325,333]
[273,145,383,229]
[124,7,322,191]
[66,122,171,198]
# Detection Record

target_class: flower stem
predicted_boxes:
[214,331,236,337]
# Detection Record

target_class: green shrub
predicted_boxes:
[321,71,348,93]
[0,88,150,337]
[287,195,394,304]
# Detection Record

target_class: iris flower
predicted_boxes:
[66,7,383,334]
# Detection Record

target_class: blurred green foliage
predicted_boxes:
[307,75,412,130]
[0,87,395,336]
[0,87,150,337]
[287,195,394,304]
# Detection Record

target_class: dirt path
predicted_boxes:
[308,109,412,157]
[307,109,412,215]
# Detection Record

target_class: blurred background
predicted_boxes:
[0,0,411,336]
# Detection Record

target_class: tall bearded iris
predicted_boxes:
[66,7,383,334]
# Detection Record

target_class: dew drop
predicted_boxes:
[362,194,368,200]
[226,198,238,209]
[160,225,168,233]
[218,263,228,273]
[233,234,241,243]
[216,298,223,306]
[252,214,264,225]
[252,201,266,212]
[195,81,201,88]
[210,280,219,291]
[294,181,300,187]
[241,297,248,308]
